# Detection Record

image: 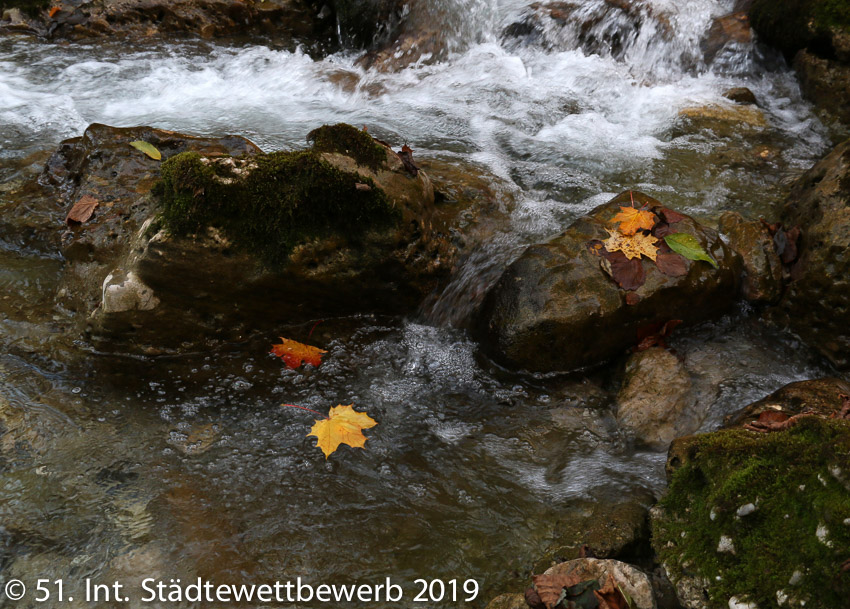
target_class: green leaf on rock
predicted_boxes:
[664,232,718,269]
[129,140,162,161]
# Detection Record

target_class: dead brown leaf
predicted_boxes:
[66,194,99,224]
[656,252,688,277]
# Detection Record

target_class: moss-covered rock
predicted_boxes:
[157,146,398,268]
[652,418,850,609]
[43,122,475,352]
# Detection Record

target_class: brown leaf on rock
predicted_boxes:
[65,194,99,224]
[625,292,641,305]
[656,252,689,277]
[600,250,646,290]
[594,574,630,609]
[531,573,583,609]
[658,206,687,224]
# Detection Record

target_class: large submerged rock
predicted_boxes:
[477,191,742,373]
[48,122,458,351]
[771,138,850,368]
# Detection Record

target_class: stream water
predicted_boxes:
[0,0,845,607]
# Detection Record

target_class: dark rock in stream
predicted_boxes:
[770,137,850,368]
[477,191,742,373]
[26,122,491,352]
[749,0,850,125]
[719,211,783,304]
[1,0,338,50]
[723,377,850,427]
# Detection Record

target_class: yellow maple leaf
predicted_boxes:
[609,206,657,235]
[307,405,377,458]
[603,228,659,261]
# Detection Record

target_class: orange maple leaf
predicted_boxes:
[270,337,327,369]
[609,206,657,235]
[307,405,377,458]
[603,228,659,261]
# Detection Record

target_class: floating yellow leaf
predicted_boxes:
[603,228,659,262]
[307,404,377,458]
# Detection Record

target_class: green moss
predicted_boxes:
[750,0,850,59]
[156,149,399,268]
[307,123,389,171]
[652,418,850,608]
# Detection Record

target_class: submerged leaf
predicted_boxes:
[129,140,162,161]
[66,194,99,224]
[270,337,327,369]
[307,404,377,458]
[664,233,718,268]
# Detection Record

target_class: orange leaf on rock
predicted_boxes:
[594,574,630,609]
[48,5,61,18]
[610,206,657,235]
[307,404,377,458]
[66,194,99,224]
[270,337,326,369]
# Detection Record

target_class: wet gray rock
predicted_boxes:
[477,191,742,373]
[719,211,783,304]
[771,138,850,368]
[616,347,700,451]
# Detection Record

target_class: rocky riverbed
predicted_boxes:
[1,0,849,608]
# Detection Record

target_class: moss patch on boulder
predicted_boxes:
[652,418,850,608]
[306,123,389,171]
[156,146,399,267]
